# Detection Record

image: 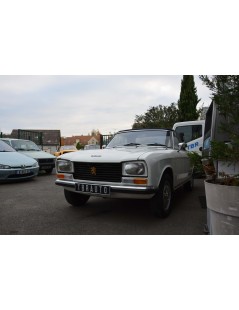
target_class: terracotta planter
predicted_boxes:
[205,180,239,234]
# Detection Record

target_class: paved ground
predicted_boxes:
[0,172,207,235]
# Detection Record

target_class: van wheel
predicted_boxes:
[150,174,173,218]
[64,189,90,207]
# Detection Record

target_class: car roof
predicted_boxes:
[1,138,32,142]
[117,128,173,133]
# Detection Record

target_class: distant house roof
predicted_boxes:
[63,135,100,146]
[10,129,61,146]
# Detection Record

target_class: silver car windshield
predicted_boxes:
[0,140,16,152]
[107,130,172,148]
[11,140,41,151]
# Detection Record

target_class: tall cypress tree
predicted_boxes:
[177,75,201,121]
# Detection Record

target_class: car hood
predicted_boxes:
[0,152,38,167]
[58,146,171,162]
[18,150,56,160]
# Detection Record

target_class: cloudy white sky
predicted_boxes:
[0,75,212,137]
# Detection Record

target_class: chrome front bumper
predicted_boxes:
[55,179,156,199]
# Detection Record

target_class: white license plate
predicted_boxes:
[41,165,52,169]
[75,183,110,196]
[16,169,28,175]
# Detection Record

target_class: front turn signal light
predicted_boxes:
[133,178,148,185]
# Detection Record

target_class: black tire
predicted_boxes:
[184,176,194,191]
[64,189,90,207]
[150,174,173,218]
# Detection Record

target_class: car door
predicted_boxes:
[172,132,191,187]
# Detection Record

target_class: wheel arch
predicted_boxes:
[157,167,174,188]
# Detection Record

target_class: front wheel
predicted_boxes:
[64,189,90,207]
[150,174,173,218]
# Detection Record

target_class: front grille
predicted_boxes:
[38,159,55,164]
[8,172,34,179]
[73,162,122,182]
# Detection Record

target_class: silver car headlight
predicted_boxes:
[32,162,39,168]
[122,161,147,176]
[56,159,74,173]
[0,164,11,169]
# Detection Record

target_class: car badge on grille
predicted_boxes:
[90,166,97,175]
[21,165,26,169]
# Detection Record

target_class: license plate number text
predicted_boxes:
[75,183,110,196]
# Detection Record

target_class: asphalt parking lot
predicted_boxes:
[0,171,207,235]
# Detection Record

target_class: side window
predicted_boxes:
[175,125,202,143]
[175,126,192,143]
[173,133,180,150]
[192,125,202,140]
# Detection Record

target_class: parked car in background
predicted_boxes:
[0,139,39,182]
[54,145,77,157]
[0,138,56,174]
[55,129,193,217]
[84,144,100,150]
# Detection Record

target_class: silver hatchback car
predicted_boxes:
[0,140,39,182]
[0,138,56,174]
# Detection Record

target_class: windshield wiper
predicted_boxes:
[123,143,141,147]
[147,143,167,147]
[109,145,124,148]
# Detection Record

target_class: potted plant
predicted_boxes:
[187,151,205,178]
[200,75,239,234]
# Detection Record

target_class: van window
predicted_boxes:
[173,133,180,150]
[175,125,202,143]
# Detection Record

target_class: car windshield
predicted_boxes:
[0,140,16,152]
[106,130,172,148]
[11,140,41,151]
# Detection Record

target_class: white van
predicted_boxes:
[173,120,205,153]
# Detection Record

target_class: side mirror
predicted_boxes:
[178,142,187,151]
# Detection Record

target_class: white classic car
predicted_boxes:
[55,129,193,217]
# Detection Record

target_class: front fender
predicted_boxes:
[147,159,174,189]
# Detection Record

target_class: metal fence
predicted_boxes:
[100,134,114,148]
[17,129,43,148]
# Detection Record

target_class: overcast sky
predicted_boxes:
[0,75,212,137]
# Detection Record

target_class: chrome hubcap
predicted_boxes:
[163,182,171,211]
